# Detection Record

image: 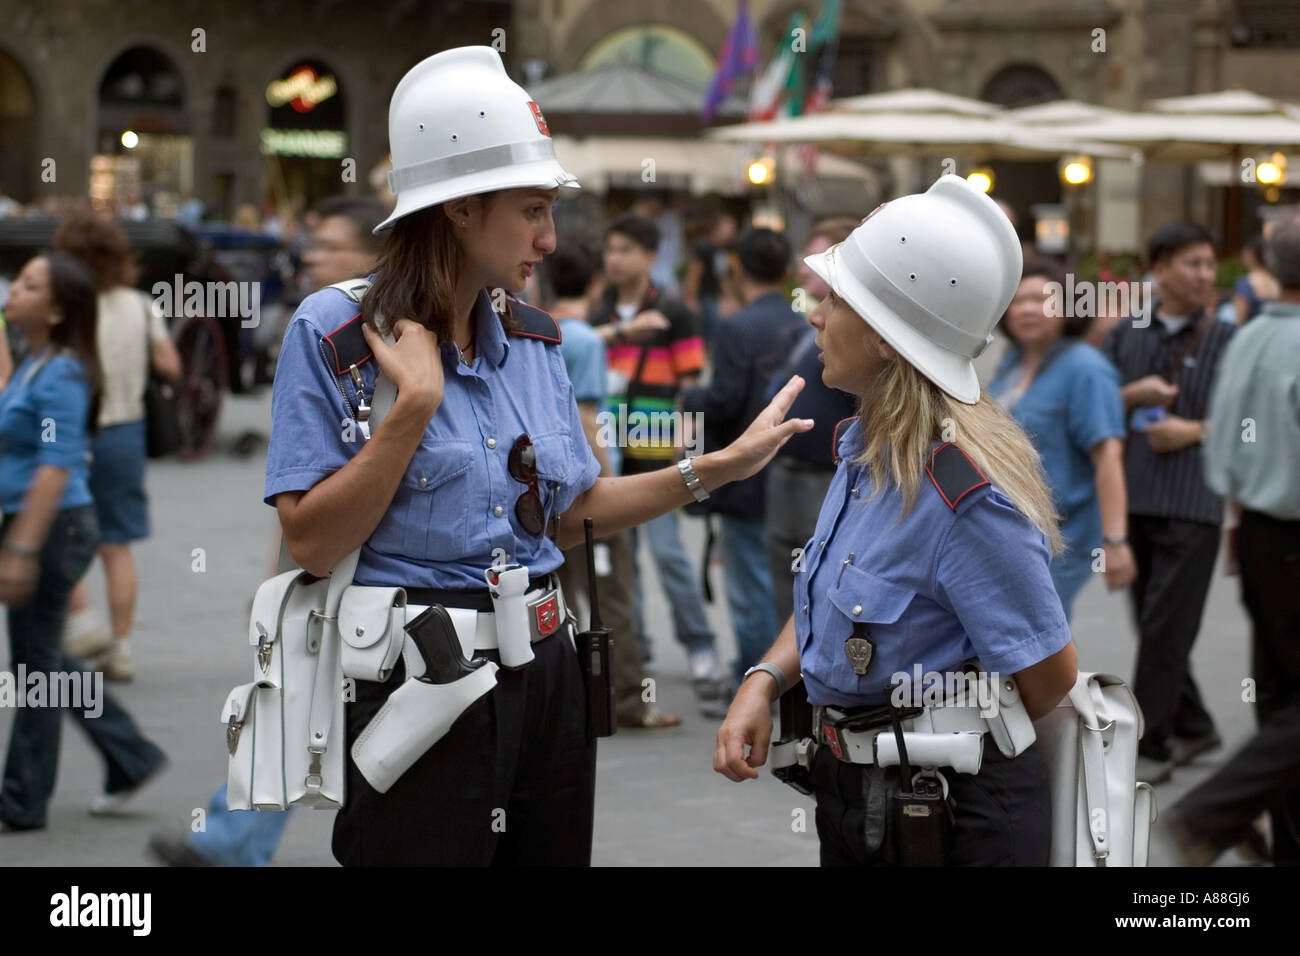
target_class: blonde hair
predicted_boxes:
[853,332,1064,555]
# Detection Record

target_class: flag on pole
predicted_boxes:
[701,0,759,124]
[797,0,842,176]
[748,13,806,121]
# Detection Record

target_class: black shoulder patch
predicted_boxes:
[321,311,372,375]
[925,443,989,510]
[830,416,857,464]
[505,299,561,345]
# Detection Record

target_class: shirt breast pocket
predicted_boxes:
[530,432,573,520]
[817,563,917,694]
[373,439,476,561]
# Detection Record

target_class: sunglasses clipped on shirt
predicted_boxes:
[508,434,557,537]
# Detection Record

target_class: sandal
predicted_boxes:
[619,707,683,731]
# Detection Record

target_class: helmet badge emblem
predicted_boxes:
[527,101,550,137]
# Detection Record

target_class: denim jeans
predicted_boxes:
[720,515,777,683]
[188,782,293,865]
[0,504,166,830]
[629,510,716,656]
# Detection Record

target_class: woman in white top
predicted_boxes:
[53,210,182,680]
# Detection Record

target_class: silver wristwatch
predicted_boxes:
[742,662,788,698]
[677,457,709,503]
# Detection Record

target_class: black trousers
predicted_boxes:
[811,741,1052,866]
[1128,514,1220,756]
[332,626,596,866]
[1175,510,1300,864]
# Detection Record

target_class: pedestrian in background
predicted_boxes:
[53,210,182,682]
[1230,233,1279,325]
[681,227,803,689]
[989,257,1135,619]
[588,214,722,702]
[683,211,739,346]
[764,218,858,628]
[546,239,680,729]
[1165,213,1300,865]
[1101,221,1236,784]
[0,252,166,832]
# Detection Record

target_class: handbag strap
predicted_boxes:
[140,292,156,398]
[304,278,380,786]
[1070,674,1111,863]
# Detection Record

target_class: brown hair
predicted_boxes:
[807,217,859,248]
[40,251,104,435]
[53,209,136,292]
[361,195,521,340]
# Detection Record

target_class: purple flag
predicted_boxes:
[701,0,759,124]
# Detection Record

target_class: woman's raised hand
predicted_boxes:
[719,375,814,483]
[362,318,444,419]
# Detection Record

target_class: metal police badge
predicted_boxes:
[844,621,875,676]
[534,595,560,637]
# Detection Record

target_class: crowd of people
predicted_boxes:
[0,148,1296,866]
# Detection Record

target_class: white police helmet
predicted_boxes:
[803,175,1022,404]
[376,46,579,233]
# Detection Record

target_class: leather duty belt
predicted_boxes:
[813,703,988,766]
[405,576,569,653]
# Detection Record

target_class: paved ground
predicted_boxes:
[0,388,1263,866]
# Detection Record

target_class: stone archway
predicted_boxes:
[0,48,37,204]
[95,44,192,214]
[556,1,730,77]
[980,62,1063,108]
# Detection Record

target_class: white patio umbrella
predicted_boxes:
[828,87,1000,117]
[1045,89,1300,161]
[707,108,1136,161]
[550,134,879,196]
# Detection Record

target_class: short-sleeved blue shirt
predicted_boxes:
[794,419,1071,707]
[558,314,617,477]
[0,349,94,514]
[987,341,1125,560]
[264,284,601,589]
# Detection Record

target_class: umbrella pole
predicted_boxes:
[1225,144,1242,255]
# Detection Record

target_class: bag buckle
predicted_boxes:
[226,714,244,756]
[256,622,273,672]
[305,747,324,791]
[306,610,335,652]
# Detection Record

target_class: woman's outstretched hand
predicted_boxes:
[718,375,814,483]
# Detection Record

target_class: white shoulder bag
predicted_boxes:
[221,279,402,810]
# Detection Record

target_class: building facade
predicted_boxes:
[2,0,1297,251]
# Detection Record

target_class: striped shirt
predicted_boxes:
[1101,305,1236,526]
[589,285,705,474]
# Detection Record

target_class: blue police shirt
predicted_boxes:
[0,349,94,514]
[264,285,601,589]
[794,419,1071,707]
[987,341,1124,562]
